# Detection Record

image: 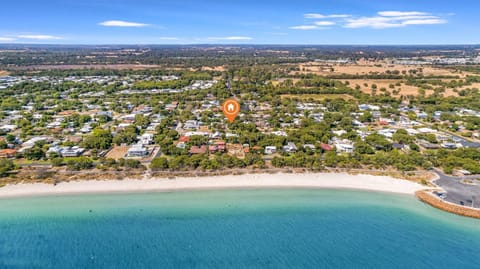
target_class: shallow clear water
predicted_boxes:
[0,189,479,269]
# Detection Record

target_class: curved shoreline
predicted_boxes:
[416,190,480,219]
[0,172,425,198]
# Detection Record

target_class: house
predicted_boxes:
[335,143,354,153]
[226,133,239,138]
[47,146,62,157]
[183,120,201,130]
[120,114,136,122]
[378,118,395,125]
[419,141,440,149]
[117,123,131,131]
[176,142,187,149]
[332,139,354,153]
[416,112,428,119]
[80,124,92,134]
[140,133,154,145]
[126,143,149,157]
[184,131,209,137]
[146,123,160,131]
[0,124,17,132]
[392,143,407,150]
[303,144,316,151]
[213,141,226,152]
[378,129,395,138]
[320,143,334,151]
[433,111,443,119]
[359,104,380,111]
[209,145,219,153]
[96,111,113,118]
[20,136,52,152]
[441,142,457,149]
[189,145,207,155]
[332,130,347,136]
[436,134,451,142]
[406,128,419,135]
[283,142,298,153]
[371,111,382,119]
[61,146,85,157]
[418,127,436,134]
[209,131,222,139]
[47,146,85,157]
[352,120,365,128]
[0,149,17,158]
[165,102,178,111]
[264,146,277,155]
[271,131,288,137]
[178,136,190,143]
[133,105,152,114]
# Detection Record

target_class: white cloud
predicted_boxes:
[297,10,449,30]
[289,25,320,30]
[378,11,428,17]
[99,20,150,27]
[402,19,447,25]
[305,13,350,19]
[207,36,253,40]
[0,37,16,42]
[344,17,403,29]
[315,21,336,26]
[157,37,179,40]
[17,35,62,40]
[344,11,448,29]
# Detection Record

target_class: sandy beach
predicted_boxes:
[0,173,425,198]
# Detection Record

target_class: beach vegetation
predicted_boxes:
[65,157,94,171]
[0,159,15,177]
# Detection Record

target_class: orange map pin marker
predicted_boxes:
[222,99,240,123]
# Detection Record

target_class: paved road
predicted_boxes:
[433,169,480,209]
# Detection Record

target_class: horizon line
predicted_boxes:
[1,43,480,47]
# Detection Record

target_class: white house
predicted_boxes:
[335,143,354,154]
[140,133,154,145]
[264,146,277,155]
[126,143,149,158]
[283,142,298,153]
[0,124,17,132]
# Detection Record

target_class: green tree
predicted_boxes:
[0,159,15,177]
[151,157,169,170]
[0,140,7,149]
[66,157,93,170]
[392,129,415,144]
[51,157,64,167]
[5,134,16,143]
[134,114,150,129]
[83,128,113,149]
[23,147,45,160]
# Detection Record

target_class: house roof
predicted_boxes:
[320,143,334,151]
[0,149,16,154]
[179,136,190,143]
[189,146,207,154]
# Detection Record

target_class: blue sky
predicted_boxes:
[0,0,478,44]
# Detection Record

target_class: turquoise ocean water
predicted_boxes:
[0,188,479,268]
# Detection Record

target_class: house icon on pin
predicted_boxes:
[227,103,235,112]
